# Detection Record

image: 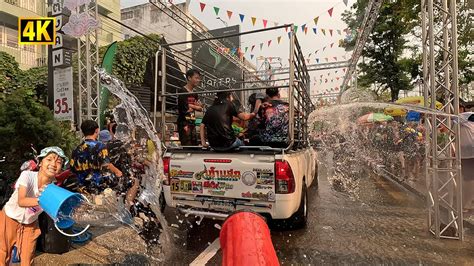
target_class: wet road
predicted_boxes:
[35,164,474,265]
[165,165,474,265]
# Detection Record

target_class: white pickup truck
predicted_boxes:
[162,145,317,228]
[157,28,316,228]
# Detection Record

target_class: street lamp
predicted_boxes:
[216,17,228,27]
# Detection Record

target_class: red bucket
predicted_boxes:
[220,211,279,266]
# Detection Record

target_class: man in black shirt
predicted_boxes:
[200,91,256,150]
[178,69,203,146]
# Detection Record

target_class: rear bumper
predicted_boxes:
[163,185,300,220]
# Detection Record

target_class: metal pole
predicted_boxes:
[288,25,295,148]
[161,47,167,140]
[154,47,160,128]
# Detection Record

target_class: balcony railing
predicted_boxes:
[4,0,46,15]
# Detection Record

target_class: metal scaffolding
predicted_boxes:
[421,0,462,239]
[77,1,100,125]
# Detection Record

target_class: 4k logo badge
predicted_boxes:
[18,18,56,45]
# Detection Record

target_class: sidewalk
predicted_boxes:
[364,157,474,228]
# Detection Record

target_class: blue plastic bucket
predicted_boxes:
[38,184,83,229]
[12,246,20,263]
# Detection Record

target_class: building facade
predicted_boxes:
[0,0,121,70]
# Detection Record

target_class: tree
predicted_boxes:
[342,0,420,101]
[0,53,79,183]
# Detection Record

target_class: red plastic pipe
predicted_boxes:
[220,211,279,266]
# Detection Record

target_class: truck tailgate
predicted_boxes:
[168,153,276,202]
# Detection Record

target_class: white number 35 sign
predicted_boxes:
[53,67,74,121]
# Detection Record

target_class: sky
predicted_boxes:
[121,0,354,95]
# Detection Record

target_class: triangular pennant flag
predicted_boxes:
[308,53,312,58]
[277,36,282,44]
[214,6,220,16]
[307,59,310,63]
[321,29,326,35]
[330,43,334,48]
[323,46,326,51]
[269,58,273,62]
[313,28,317,34]
[343,0,349,6]
[320,74,323,78]
[331,79,334,82]
[343,68,346,72]
[333,56,337,61]
[239,14,245,22]
[245,47,248,53]
[325,58,329,62]
[260,43,263,50]
[288,32,292,39]
[199,2,206,12]
[316,58,320,63]
[301,24,306,32]
[304,27,308,34]
[251,45,255,51]
[267,40,272,47]
[263,19,268,28]
[294,25,298,33]
[337,30,342,35]
[285,26,289,32]
[328,7,334,17]
[336,77,340,80]
[313,16,319,25]
[329,29,333,36]
[315,50,319,54]
[328,72,330,76]
[251,17,257,26]
[250,54,254,59]
[227,10,233,19]
[335,70,338,73]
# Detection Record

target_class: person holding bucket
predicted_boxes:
[0,146,68,266]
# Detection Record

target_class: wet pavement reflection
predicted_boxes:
[166,163,474,265]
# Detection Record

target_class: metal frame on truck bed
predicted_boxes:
[154,24,314,151]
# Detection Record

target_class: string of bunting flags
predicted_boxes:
[197,0,350,32]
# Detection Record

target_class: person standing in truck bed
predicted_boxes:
[258,88,290,148]
[177,69,203,146]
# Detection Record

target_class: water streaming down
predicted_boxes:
[70,67,174,261]
[308,90,451,198]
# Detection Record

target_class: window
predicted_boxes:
[6,27,18,49]
[121,11,133,20]
[22,45,35,53]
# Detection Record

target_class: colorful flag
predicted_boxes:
[199,2,206,12]
[328,7,334,17]
[304,27,308,34]
[213,6,220,16]
[343,0,349,6]
[329,29,333,36]
[251,54,254,59]
[277,36,282,43]
[245,47,248,53]
[313,28,317,34]
[260,43,263,50]
[251,17,257,26]
[263,19,268,28]
[294,25,298,33]
[239,14,245,22]
[321,29,326,35]
[267,40,272,47]
[316,58,320,63]
[227,10,233,19]
[313,16,319,25]
[301,24,306,32]
[251,45,255,51]
[337,29,342,35]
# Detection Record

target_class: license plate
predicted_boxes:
[208,201,235,212]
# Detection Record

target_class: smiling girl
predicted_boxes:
[0,146,68,266]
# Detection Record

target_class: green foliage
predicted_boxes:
[0,53,79,181]
[343,0,420,101]
[99,34,161,86]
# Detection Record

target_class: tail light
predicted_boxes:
[275,160,295,194]
[163,157,170,185]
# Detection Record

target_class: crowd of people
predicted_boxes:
[178,69,290,150]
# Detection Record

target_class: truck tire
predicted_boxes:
[290,182,308,229]
[275,182,307,230]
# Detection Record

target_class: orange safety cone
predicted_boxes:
[220,211,279,266]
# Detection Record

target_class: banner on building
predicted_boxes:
[53,67,74,121]
[191,25,243,89]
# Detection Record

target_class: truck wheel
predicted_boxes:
[294,182,308,229]
[283,182,308,230]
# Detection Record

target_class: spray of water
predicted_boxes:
[90,67,174,261]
